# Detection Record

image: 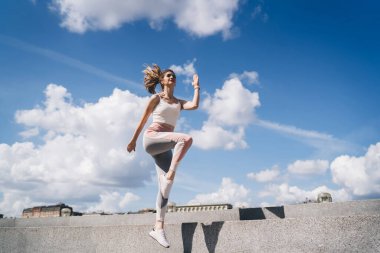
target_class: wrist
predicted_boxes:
[194,86,200,90]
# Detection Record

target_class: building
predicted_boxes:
[317,192,332,203]
[22,203,73,218]
[0,214,3,219]
[127,208,155,214]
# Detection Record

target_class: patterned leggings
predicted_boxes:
[143,122,193,222]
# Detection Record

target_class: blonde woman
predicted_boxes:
[127,64,200,248]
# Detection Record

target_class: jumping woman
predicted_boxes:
[127,64,200,248]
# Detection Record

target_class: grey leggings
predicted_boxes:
[143,122,193,222]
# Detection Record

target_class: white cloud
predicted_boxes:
[229,71,259,85]
[330,142,380,196]
[19,127,40,138]
[170,59,197,84]
[49,0,240,38]
[254,119,358,157]
[190,123,247,150]
[87,191,140,213]
[189,75,260,150]
[188,177,250,208]
[0,192,43,218]
[287,159,329,175]
[247,165,280,182]
[204,77,260,126]
[255,119,333,141]
[259,183,351,205]
[0,84,152,216]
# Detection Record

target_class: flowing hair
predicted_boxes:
[143,64,174,94]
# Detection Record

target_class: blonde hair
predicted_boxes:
[143,64,174,94]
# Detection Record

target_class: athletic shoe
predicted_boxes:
[149,228,170,248]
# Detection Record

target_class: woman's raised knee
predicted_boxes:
[184,135,193,147]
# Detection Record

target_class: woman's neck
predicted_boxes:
[162,87,174,98]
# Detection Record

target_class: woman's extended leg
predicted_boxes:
[152,150,174,224]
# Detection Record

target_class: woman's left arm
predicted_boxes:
[181,74,200,110]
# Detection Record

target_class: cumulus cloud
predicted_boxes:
[204,77,260,126]
[229,71,259,85]
[189,75,260,150]
[0,192,43,218]
[287,159,329,175]
[247,165,280,182]
[330,142,380,196]
[19,127,40,139]
[188,177,250,207]
[87,191,140,213]
[190,123,247,150]
[259,183,351,205]
[0,84,152,216]
[49,0,240,38]
[170,59,197,84]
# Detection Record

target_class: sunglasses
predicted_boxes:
[166,73,176,78]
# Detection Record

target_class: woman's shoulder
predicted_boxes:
[148,93,161,106]
[150,93,161,99]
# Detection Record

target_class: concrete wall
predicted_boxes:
[1,199,379,252]
[1,215,379,253]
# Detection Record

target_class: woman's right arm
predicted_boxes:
[127,95,159,152]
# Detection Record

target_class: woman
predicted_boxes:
[127,64,200,248]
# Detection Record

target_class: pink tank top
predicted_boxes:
[152,95,181,127]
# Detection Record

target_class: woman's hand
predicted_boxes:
[127,141,136,153]
[192,74,200,89]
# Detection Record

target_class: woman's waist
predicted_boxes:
[146,122,175,132]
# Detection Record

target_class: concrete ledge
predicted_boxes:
[1,215,379,253]
[2,199,379,228]
[0,209,240,228]
[240,199,380,220]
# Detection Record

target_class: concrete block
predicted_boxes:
[1,215,379,252]
[239,199,380,220]
[0,209,240,228]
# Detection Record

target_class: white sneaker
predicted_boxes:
[149,228,170,248]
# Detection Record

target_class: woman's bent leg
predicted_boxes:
[145,132,193,173]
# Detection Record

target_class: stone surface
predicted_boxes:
[0,209,240,228]
[1,199,379,252]
[1,215,379,252]
[239,199,380,220]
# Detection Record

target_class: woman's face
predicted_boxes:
[161,71,176,87]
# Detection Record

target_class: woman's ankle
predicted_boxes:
[155,221,164,230]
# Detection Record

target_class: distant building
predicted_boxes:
[167,203,233,212]
[81,211,113,216]
[317,192,332,203]
[0,214,3,219]
[22,203,73,218]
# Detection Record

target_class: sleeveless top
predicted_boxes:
[152,95,181,127]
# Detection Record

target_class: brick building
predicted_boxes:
[22,203,73,218]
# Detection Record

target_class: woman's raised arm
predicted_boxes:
[181,74,200,110]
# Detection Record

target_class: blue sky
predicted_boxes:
[1,0,379,216]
